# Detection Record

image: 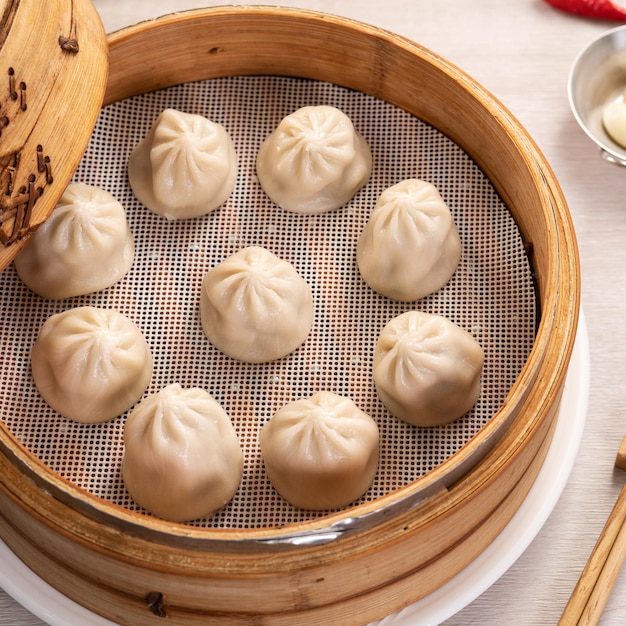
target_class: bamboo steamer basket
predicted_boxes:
[0,5,580,626]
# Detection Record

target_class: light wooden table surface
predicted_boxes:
[2,1,626,624]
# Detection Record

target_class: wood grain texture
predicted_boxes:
[1,1,624,625]
[558,482,626,624]
[0,0,107,267]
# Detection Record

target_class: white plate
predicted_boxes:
[0,311,590,626]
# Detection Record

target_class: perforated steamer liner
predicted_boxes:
[0,6,579,626]
[2,75,536,526]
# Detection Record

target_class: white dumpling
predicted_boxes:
[259,391,379,510]
[128,108,237,220]
[200,246,313,363]
[357,179,462,301]
[122,384,243,522]
[14,182,134,299]
[603,89,626,148]
[373,311,484,427]
[256,105,372,214]
[31,306,153,424]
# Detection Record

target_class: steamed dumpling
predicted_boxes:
[128,108,237,220]
[259,391,379,510]
[14,182,134,299]
[31,306,153,424]
[373,311,483,427]
[256,105,372,213]
[123,384,243,522]
[200,246,313,363]
[357,179,461,301]
[603,89,626,148]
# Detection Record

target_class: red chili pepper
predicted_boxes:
[544,0,626,20]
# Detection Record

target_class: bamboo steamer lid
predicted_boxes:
[0,0,108,269]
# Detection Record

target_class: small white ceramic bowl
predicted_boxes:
[569,25,626,165]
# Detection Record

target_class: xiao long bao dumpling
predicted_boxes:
[256,105,372,214]
[373,311,484,427]
[357,179,462,302]
[128,108,238,220]
[122,384,244,522]
[200,246,313,363]
[259,391,379,510]
[31,306,153,424]
[14,182,134,299]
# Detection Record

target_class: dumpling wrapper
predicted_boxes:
[256,105,372,214]
[14,182,134,299]
[357,179,461,302]
[200,246,313,363]
[128,108,238,220]
[123,384,243,522]
[373,311,484,427]
[31,306,153,424]
[259,391,379,510]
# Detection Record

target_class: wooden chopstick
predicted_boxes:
[558,436,626,625]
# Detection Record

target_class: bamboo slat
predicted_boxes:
[0,0,108,269]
